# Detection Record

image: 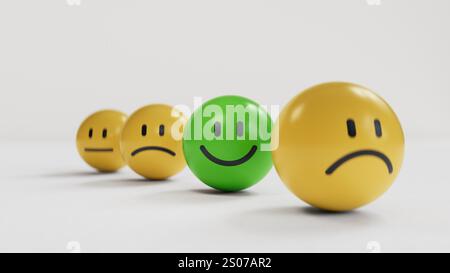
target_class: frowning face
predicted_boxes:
[324,118,393,176]
[76,110,127,172]
[120,104,186,180]
[272,82,405,211]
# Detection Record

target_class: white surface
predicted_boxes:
[0,138,449,253]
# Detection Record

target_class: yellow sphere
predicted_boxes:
[120,104,187,180]
[76,110,128,172]
[272,82,405,211]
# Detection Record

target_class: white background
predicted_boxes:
[0,0,449,140]
[0,0,450,253]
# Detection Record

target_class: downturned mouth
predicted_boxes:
[131,146,176,157]
[85,148,114,152]
[200,145,258,167]
[325,149,393,175]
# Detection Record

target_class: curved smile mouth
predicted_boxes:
[131,146,176,157]
[85,148,113,152]
[200,145,257,167]
[325,149,393,175]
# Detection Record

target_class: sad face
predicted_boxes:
[120,104,187,180]
[272,82,405,211]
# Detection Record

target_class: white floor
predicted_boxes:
[0,138,449,253]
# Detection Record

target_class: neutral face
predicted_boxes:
[76,110,127,172]
[272,82,405,211]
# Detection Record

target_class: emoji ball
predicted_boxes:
[120,104,187,180]
[272,82,405,211]
[76,110,128,172]
[183,95,273,192]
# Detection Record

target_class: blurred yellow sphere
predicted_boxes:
[120,104,187,180]
[272,82,405,211]
[76,110,127,172]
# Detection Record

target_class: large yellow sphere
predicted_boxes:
[272,82,405,211]
[76,110,128,172]
[120,104,187,180]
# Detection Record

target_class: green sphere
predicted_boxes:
[183,95,273,192]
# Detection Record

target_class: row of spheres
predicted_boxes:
[77,82,405,212]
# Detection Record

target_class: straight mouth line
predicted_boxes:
[325,149,393,175]
[131,146,176,157]
[84,148,114,152]
[200,145,258,167]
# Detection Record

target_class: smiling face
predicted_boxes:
[183,96,273,192]
[272,82,405,211]
[76,110,127,172]
[120,104,186,180]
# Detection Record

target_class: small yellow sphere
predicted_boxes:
[272,82,405,211]
[76,110,128,172]
[120,104,187,180]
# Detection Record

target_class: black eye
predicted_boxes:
[346,119,356,137]
[102,129,107,138]
[374,119,382,137]
[237,121,244,137]
[214,122,221,137]
[88,128,93,138]
[141,124,147,136]
[159,125,165,136]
